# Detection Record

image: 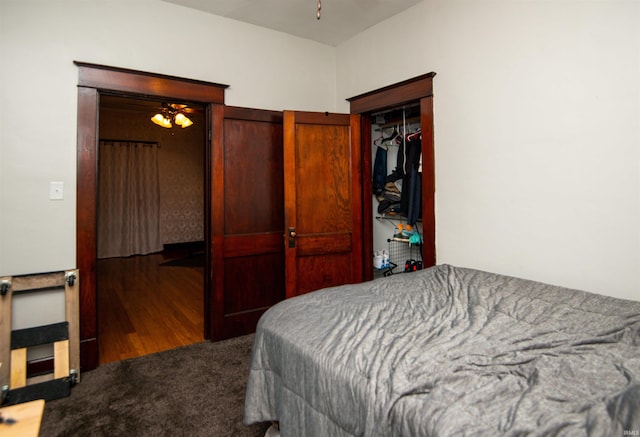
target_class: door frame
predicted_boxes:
[75,62,228,371]
[347,72,437,280]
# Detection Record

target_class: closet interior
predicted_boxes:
[370,103,424,278]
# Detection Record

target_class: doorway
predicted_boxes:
[75,62,228,371]
[96,95,206,364]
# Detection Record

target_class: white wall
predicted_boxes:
[1,0,638,315]
[337,0,640,301]
[0,0,336,279]
[0,0,336,331]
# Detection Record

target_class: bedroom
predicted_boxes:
[0,0,638,433]
[96,95,207,363]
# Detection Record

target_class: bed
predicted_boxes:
[244,264,640,436]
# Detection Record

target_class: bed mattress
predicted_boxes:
[244,264,640,436]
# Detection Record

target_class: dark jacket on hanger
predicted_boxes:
[372,146,387,196]
[386,137,421,221]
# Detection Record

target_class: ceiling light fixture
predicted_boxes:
[316,0,321,19]
[150,103,194,129]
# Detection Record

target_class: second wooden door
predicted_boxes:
[283,111,363,298]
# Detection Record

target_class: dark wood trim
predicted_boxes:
[420,95,436,267]
[350,114,364,283]
[223,106,283,123]
[80,338,98,371]
[360,115,374,281]
[203,105,213,340]
[289,111,351,126]
[76,86,98,362]
[347,72,436,114]
[210,104,225,340]
[75,63,226,371]
[74,62,228,103]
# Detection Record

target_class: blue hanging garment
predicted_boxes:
[399,137,422,218]
[372,146,387,197]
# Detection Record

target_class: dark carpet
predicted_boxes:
[40,334,270,437]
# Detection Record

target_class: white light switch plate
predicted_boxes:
[49,181,64,200]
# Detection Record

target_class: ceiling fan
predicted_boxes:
[150,103,195,129]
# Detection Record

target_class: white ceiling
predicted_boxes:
[160,0,423,46]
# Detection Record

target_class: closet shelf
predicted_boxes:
[375,215,422,223]
[374,116,421,130]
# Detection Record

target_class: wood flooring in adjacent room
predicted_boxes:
[97,250,204,365]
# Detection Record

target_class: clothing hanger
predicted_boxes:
[406,128,422,142]
[373,132,384,146]
[379,127,399,149]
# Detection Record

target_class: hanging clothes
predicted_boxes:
[406,168,422,226]
[372,146,387,198]
[398,137,422,220]
[377,179,402,215]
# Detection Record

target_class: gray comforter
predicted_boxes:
[244,264,640,436]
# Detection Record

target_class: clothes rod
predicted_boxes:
[374,116,421,130]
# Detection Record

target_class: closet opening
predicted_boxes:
[347,72,436,282]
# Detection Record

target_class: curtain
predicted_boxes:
[97,141,163,258]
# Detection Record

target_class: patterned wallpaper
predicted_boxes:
[99,103,205,246]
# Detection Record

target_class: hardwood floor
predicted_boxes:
[97,251,204,365]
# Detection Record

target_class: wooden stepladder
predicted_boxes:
[0,269,80,406]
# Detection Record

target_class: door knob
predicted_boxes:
[288,227,297,248]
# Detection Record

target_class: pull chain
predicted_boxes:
[316,0,321,19]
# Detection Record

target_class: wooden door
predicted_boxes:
[210,106,285,340]
[283,111,363,298]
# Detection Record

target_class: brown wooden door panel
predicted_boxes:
[284,111,363,298]
[295,124,352,232]
[211,106,285,341]
[296,233,352,256]
[223,253,284,314]
[223,233,282,258]
[295,253,352,295]
[221,252,284,338]
[223,116,284,234]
